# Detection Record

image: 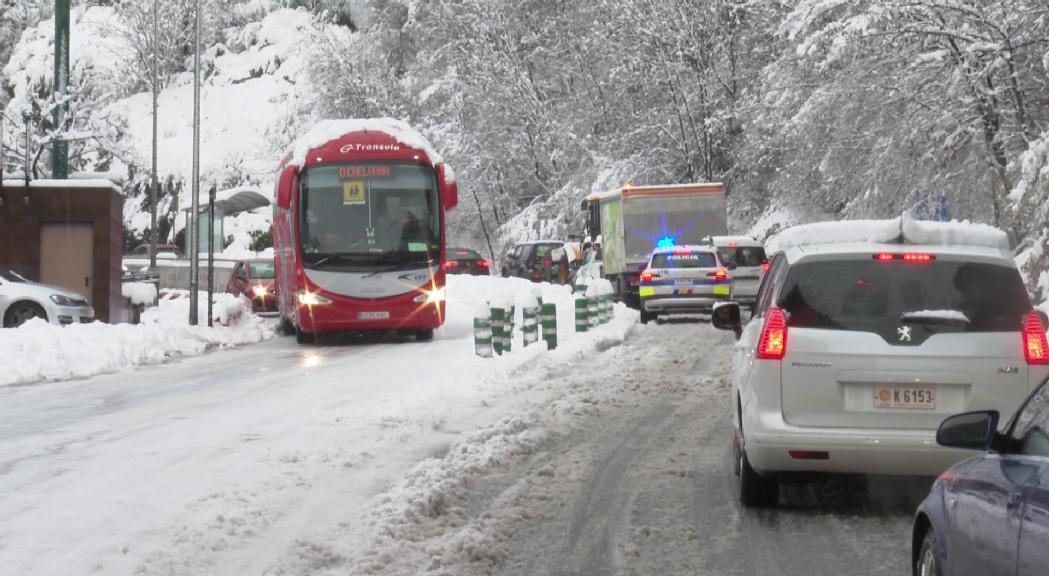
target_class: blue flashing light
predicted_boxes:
[656,236,676,248]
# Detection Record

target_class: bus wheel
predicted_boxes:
[415,329,434,341]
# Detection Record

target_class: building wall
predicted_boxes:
[0,182,124,322]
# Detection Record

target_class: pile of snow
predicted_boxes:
[769,213,1010,252]
[0,293,272,387]
[288,117,444,167]
[121,282,157,306]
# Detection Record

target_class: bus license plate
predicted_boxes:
[873,386,936,410]
[358,311,390,320]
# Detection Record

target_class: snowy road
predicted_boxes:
[0,308,929,575]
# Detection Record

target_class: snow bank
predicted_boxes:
[769,213,1010,252]
[121,282,157,306]
[288,117,443,167]
[0,293,272,387]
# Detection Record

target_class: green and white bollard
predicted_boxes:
[541,302,557,350]
[586,285,600,328]
[532,285,544,311]
[574,294,589,333]
[490,306,507,355]
[605,280,615,320]
[522,293,539,346]
[474,303,493,358]
[506,303,516,352]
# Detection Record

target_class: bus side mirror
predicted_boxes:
[437,163,458,210]
[276,165,298,210]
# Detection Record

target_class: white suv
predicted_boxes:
[712,216,1049,507]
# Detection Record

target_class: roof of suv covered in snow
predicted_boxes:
[768,214,1012,264]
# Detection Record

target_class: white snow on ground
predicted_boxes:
[0,293,272,386]
[0,275,637,576]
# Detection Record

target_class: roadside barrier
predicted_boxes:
[585,285,600,328]
[575,294,589,332]
[522,293,539,346]
[474,303,493,358]
[490,306,508,355]
[541,302,557,349]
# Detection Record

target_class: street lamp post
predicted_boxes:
[188,0,201,325]
[52,0,70,179]
[150,0,159,273]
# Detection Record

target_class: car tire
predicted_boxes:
[501,268,510,278]
[739,449,779,508]
[916,529,942,576]
[279,316,295,335]
[640,309,653,325]
[4,301,48,328]
[415,329,434,341]
[295,327,314,345]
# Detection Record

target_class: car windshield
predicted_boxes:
[778,258,1030,334]
[300,162,441,270]
[650,251,717,269]
[248,262,275,279]
[718,246,766,267]
[0,270,28,282]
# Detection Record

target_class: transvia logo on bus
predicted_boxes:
[340,143,402,154]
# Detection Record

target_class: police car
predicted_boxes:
[638,245,733,324]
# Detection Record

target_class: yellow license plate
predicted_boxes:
[873,386,936,410]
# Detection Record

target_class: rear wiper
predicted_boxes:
[899,311,970,326]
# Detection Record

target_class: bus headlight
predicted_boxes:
[414,288,445,304]
[297,291,332,306]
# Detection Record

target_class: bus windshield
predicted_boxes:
[300,162,441,269]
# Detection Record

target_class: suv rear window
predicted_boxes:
[650,251,717,269]
[778,259,1030,336]
[718,246,766,267]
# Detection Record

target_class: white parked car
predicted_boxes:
[0,270,95,328]
[704,235,768,310]
[711,216,1049,507]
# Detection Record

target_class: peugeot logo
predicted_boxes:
[897,326,912,342]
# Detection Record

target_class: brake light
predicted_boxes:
[442,261,460,270]
[641,270,661,283]
[874,253,895,262]
[761,261,771,272]
[478,259,490,269]
[757,307,788,360]
[788,450,829,461]
[707,268,728,281]
[1023,312,1049,365]
[902,253,935,262]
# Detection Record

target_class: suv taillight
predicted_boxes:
[757,307,788,360]
[1023,312,1049,365]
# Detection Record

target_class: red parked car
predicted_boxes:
[226,259,278,313]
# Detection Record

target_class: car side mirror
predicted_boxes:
[580,200,588,211]
[724,262,738,271]
[937,410,1000,451]
[276,165,298,210]
[711,302,742,340]
[437,163,459,210]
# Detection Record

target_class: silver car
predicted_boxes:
[638,245,733,324]
[0,270,95,328]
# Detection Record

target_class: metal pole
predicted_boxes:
[207,184,215,327]
[149,0,159,272]
[1,112,5,195]
[24,112,31,186]
[52,0,70,179]
[188,0,201,325]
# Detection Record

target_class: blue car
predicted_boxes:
[912,373,1049,576]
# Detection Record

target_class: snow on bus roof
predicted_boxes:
[288,118,443,167]
[769,213,1009,253]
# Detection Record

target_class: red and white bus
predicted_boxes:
[272,119,458,343]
